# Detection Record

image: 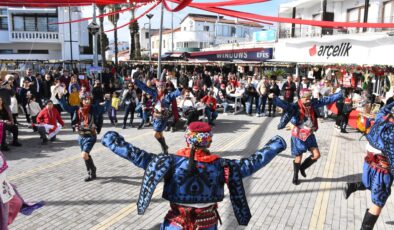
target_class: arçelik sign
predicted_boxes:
[309,42,352,59]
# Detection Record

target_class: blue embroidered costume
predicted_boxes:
[273,91,343,185]
[344,102,394,229]
[135,79,181,154]
[101,122,287,229]
[59,96,108,181]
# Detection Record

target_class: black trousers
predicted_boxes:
[2,123,18,146]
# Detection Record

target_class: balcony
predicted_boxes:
[10,31,59,43]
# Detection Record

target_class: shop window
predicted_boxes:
[203,26,210,31]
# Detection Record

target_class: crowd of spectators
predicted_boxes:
[0,65,392,150]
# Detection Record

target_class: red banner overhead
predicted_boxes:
[169,0,394,29]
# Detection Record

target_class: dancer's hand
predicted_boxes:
[268,93,275,99]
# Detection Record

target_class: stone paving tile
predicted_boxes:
[7,113,394,230]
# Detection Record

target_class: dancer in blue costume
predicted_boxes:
[134,79,181,154]
[343,102,394,230]
[101,121,287,229]
[59,94,109,182]
[269,89,343,185]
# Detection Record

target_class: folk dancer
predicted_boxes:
[343,102,394,230]
[134,79,181,154]
[101,121,287,229]
[270,89,343,185]
[59,95,109,181]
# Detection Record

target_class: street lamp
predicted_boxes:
[146,13,154,62]
[88,4,100,68]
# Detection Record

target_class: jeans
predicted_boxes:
[221,102,228,113]
[268,98,276,115]
[123,103,135,125]
[205,107,218,124]
[257,95,268,114]
[245,95,256,114]
[108,107,118,124]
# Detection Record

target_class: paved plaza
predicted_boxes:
[5,113,394,230]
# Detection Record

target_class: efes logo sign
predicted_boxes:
[309,43,352,59]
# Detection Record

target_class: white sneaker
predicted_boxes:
[261,113,266,117]
[256,114,260,117]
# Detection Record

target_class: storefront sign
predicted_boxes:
[274,35,394,65]
[189,48,273,61]
[253,30,277,42]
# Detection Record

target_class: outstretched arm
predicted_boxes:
[312,92,343,108]
[91,99,110,115]
[166,88,181,101]
[272,95,294,112]
[375,101,394,123]
[135,79,157,98]
[102,131,155,170]
[58,95,77,114]
[231,136,287,178]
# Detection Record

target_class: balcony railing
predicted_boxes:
[278,16,394,39]
[10,31,59,42]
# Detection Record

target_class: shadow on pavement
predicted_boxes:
[249,186,344,197]
[96,176,143,186]
[302,173,363,183]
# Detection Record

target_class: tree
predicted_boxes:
[109,5,121,67]
[129,8,136,60]
[98,5,107,68]
[133,20,141,59]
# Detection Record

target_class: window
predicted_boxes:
[383,0,394,23]
[347,6,365,23]
[17,50,49,54]
[0,8,7,30]
[347,6,367,33]
[12,14,58,32]
[203,26,210,31]
[13,16,24,31]
[183,27,186,31]
[145,32,149,39]
[0,49,12,54]
[0,18,7,30]
[163,40,166,49]
[231,26,236,37]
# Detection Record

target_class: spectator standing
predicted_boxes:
[282,75,297,103]
[42,74,53,101]
[257,76,269,117]
[267,77,280,117]
[109,92,120,125]
[121,83,138,129]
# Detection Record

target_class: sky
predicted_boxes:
[80,0,292,42]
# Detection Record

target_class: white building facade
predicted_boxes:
[0,6,92,61]
[149,14,263,56]
[275,0,394,65]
